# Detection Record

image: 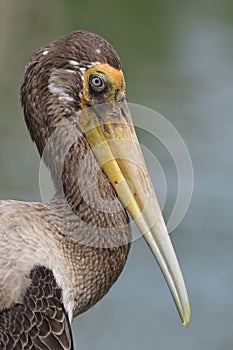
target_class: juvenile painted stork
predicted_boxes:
[0,30,190,349]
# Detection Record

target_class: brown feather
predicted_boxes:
[0,30,131,348]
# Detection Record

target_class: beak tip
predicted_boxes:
[181,303,191,328]
[183,318,190,328]
[183,320,190,328]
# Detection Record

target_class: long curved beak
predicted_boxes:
[77,101,190,327]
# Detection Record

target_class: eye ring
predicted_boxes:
[89,74,105,91]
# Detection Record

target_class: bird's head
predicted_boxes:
[20,30,190,327]
[81,63,125,108]
[20,30,124,153]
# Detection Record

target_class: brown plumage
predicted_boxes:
[0,29,190,349]
[0,30,131,349]
[0,267,72,349]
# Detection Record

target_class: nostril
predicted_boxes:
[114,89,120,101]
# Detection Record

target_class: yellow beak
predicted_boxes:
[77,100,190,327]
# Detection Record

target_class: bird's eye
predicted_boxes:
[89,74,105,91]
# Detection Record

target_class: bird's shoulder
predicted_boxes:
[0,266,74,349]
[0,200,73,317]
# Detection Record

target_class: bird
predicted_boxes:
[0,30,190,349]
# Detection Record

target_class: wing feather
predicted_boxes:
[0,266,73,350]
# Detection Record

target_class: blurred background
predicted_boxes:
[0,0,232,349]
